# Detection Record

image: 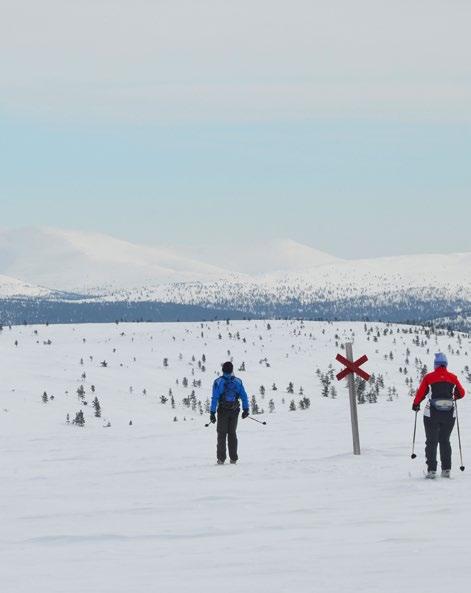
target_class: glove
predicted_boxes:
[412,403,420,412]
[241,409,249,419]
[210,412,216,424]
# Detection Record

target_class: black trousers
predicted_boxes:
[217,408,239,462]
[424,412,455,471]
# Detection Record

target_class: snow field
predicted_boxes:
[1,320,470,593]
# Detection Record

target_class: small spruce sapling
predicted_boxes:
[73,410,85,426]
[92,397,101,418]
[251,395,260,415]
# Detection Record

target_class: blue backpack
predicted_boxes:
[219,377,240,411]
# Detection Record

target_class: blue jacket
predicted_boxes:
[210,373,249,413]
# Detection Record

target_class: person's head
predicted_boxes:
[222,361,233,375]
[434,352,448,370]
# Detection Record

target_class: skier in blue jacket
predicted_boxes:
[210,361,250,464]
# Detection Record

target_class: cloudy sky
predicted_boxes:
[1,0,470,259]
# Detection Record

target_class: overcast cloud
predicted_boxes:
[1,1,470,258]
[2,0,470,123]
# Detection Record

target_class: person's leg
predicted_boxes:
[227,411,239,462]
[424,415,440,472]
[217,410,229,462]
[438,415,456,471]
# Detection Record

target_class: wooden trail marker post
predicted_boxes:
[336,344,371,456]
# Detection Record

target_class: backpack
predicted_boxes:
[219,377,240,411]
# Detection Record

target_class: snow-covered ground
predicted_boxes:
[1,320,470,593]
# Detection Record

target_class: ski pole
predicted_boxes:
[248,416,267,426]
[455,399,465,472]
[411,410,418,459]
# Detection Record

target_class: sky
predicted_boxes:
[1,0,470,260]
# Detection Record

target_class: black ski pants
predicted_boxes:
[424,412,455,472]
[217,408,239,462]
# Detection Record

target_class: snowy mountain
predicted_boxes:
[0,227,243,294]
[0,273,55,299]
[266,252,471,296]
[116,252,471,321]
[1,227,470,325]
[183,238,342,274]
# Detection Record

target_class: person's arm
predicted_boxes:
[210,380,221,413]
[454,376,466,400]
[238,380,250,411]
[413,376,429,407]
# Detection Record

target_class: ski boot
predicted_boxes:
[441,470,451,478]
[425,470,437,479]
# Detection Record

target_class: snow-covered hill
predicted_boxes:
[432,310,471,333]
[1,227,470,325]
[0,227,244,294]
[1,319,470,592]
[184,238,342,274]
[117,252,471,314]
[266,251,471,298]
[0,273,55,298]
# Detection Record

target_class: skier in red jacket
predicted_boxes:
[413,353,465,478]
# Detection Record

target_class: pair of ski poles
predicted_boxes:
[205,415,267,428]
[411,402,465,471]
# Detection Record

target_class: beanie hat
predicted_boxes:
[434,352,448,369]
[222,361,234,375]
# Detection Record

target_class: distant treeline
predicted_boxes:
[0,299,249,325]
[0,296,468,328]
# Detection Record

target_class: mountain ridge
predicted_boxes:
[0,273,56,299]
[0,227,470,327]
[0,226,246,293]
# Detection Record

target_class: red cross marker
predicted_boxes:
[336,353,371,382]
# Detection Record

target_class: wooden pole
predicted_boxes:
[345,342,361,455]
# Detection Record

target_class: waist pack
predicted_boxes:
[431,399,454,412]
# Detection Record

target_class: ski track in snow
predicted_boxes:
[1,320,470,593]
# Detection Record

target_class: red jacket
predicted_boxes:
[414,367,466,407]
